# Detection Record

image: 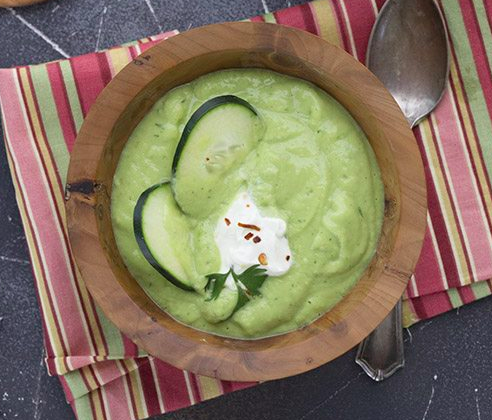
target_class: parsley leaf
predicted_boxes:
[236,264,268,296]
[232,274,251,312]
[204,265,269,312]
[205,270,230,301]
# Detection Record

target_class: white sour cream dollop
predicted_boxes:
[214,192,292,289]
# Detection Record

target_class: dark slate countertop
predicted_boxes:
[0,1,490,419]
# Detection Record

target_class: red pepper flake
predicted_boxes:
[238,222,261,231]
[244,232,254,240]
[224,218,231,226]
[286,255,291,261]
[253,236,261,243]
[258,253,268,265]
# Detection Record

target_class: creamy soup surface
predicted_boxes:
[111,69,384,339]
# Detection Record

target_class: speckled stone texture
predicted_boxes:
[1,1,492,419]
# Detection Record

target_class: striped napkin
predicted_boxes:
[1,0,491,419]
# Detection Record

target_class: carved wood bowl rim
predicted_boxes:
[65,22,427,381]
[0,0,48,7]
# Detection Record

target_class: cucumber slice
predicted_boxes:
[133,183,194,291]
[172,95,263,217]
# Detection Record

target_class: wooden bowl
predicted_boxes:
[66,22,427,381]
[0,0,47,6]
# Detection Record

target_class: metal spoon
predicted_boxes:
[355,0,449,381]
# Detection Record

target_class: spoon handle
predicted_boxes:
[355,299,404,381]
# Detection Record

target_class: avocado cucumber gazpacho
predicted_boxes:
[111,69,384,339]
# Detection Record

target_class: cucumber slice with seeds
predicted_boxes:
[172,95,263,217]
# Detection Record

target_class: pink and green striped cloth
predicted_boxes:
[1,0,492,419]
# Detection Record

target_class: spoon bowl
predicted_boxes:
[366,0,449,127]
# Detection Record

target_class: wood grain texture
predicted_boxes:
[0,0,47,6]
[65,22,427,381]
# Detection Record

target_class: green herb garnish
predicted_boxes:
[205,265,268,312]
[204,271,230,301]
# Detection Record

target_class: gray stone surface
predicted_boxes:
[0,1,491,419]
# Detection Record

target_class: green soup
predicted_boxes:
[111,69,384,339]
